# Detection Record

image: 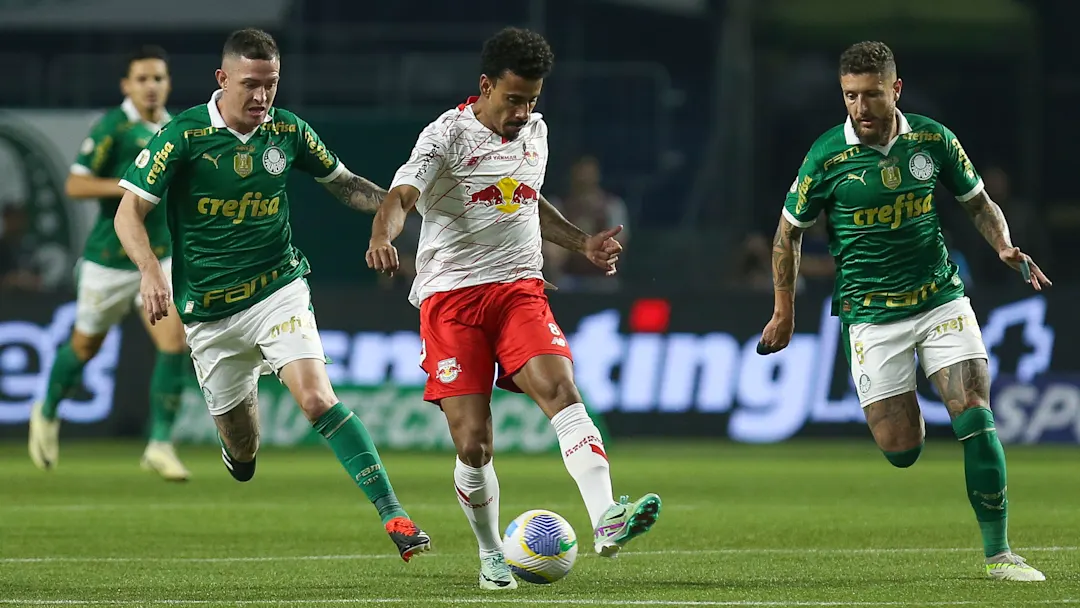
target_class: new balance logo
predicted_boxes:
[465,156,482,167]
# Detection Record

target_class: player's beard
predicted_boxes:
[853,106,895,146]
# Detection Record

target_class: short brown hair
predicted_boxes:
[223,28,279,62]
[839,41,896,77]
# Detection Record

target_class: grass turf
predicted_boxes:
[1,439,1077,607]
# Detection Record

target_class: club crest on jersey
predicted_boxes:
[134,149,150,169]
[436,357,462,384]
[880,166,902,190]
[524,146,539,166]
[263,146,287,176]
[234,152,253,178]
[908,152,934,181]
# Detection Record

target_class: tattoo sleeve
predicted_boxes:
[772,216,805,293]
[539,195,588,253]
[322,170,388,214]
[959,191,1012,253]
[212,392,260,460]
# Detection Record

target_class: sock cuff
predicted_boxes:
[952,407,996,441]
[454,457,494,489]
[313,403,352,438]
[550,402,590,434]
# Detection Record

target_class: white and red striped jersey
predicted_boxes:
[390,97,550,308]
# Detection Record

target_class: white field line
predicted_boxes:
[2,546,1075,564]
[0,600,1078,607]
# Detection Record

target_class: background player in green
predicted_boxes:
[113,29,431,562]
[758,41,1051,581]
[28,45,192,482]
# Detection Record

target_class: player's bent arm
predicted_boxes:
[321,168,388,214]
[771,214,806,316]
[113,191,161,273]
[65,172,127,200]
[538,195,588,253]
[957,189,1013,254]
[371,185,420,244]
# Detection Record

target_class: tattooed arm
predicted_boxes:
[539,195,623,274]
[959,190,1052,289]
[758,215,806,354]
[958,190,1012,253]
[321,169,388,214]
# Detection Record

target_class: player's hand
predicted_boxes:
[999,247,1051,291]
[757,313,794,355]
[366,239,400,277]
[140,264,172,326]
[584,225,623,276]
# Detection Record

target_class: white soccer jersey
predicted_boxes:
[391,97,550,308]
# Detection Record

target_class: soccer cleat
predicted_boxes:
[140,441,191,482]
[385,516,431,563]
[28,402,60,471]
[478,552,518,590]
[218,437,256,482]
[986,552,1046,581]
[593,493,662,557]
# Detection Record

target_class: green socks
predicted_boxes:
[314,403,407,524]
[149,352,188,442]
[952,407,1010,557]
[41,344,88,420]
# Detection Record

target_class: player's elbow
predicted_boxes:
[388,184,420,214]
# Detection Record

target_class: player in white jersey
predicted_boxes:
[366,27,662,591]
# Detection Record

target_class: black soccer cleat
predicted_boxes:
[385,516,432,563]
[220,445,256,482]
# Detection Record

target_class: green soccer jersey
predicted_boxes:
[783,111,984,325]
[119,91,344,324]
[73,98,172,269]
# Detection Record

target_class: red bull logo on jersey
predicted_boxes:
[853,192,933,229]
[467,177,539,214]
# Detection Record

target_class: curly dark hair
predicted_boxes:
[480,27,554,82]
[223,28,279,62]
[125,45,168,77]
[839,41,896,77]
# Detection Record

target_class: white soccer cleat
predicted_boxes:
[141,441,191,482]
[593,493,663,558]
[985,552,1046,581]
[479,552,518,590]
[28,402,60,471]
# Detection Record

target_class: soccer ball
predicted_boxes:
[501,509,578,584]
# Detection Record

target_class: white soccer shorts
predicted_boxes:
[848,296,988,408]
[74,257,173,335]
[184,278,325,416]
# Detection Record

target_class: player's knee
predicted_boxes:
[882,442,923,468]
[69,333,104,361]
[295,388,338,421]
[456,437,493,468]
[534,376,582,410]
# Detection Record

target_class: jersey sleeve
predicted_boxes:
[118,124,187,205]
[782,154,828,228]
[938,125,984,202]
[389,119,451,196]
[293,116,345,183]
[71,114,118,177]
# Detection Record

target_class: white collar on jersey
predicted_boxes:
[206,89,272,144]
[121,97,171,131]
[844,109,911,156]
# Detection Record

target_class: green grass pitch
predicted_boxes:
[1,439,1078,607]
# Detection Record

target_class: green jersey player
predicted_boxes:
[29,46,192,481]
[113,29,431,562]
[758,41,1050,581]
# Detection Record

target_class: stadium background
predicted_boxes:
[1,0,1076,449]
[3,1,1080,605]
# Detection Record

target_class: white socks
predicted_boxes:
[551,403,615,528]
[454,457,502,556]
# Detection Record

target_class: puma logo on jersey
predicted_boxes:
[202,153,222,169]
[845,170,867,185]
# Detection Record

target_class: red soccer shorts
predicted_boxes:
[418,278,573,404]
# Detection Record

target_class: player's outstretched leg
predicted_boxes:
[29,333,100,470]
[932,359,1045,582]
[281,360,430,562]
[443,394,516,590]
[514,355,661,558]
